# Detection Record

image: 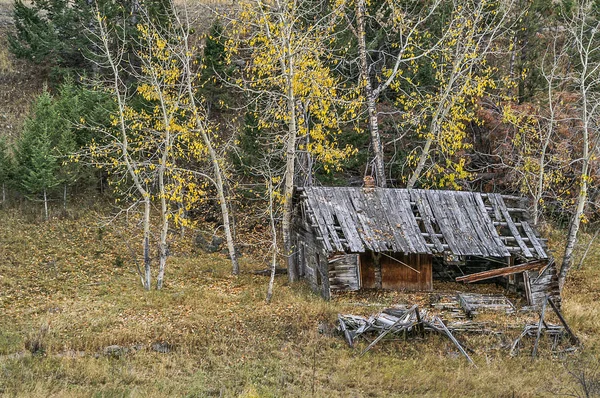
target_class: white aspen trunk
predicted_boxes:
[559,161,588,288]
[187,97,238,277]
[534,63,560,226]
[406,134,434,189]
[533,120,553,226]
[176,10,239,275]
[2,183,5,202]
[357,0,386,188]
[214,166,239,275]
[63,184,67,211]
[43,189,48,221]
[282,37,300,283]
[559,110,590,288]
[95,10,152,290]
[143,195,151,291]
[559,11,596,289]
[266,178,277,303]
[156,170,168,290]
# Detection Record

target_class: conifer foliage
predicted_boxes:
[15,92,62,219]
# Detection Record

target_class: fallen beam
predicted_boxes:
[532,296,548,358]
[456,260,548,283]
[548,297,580,346]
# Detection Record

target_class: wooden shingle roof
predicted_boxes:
[296,187,547,259]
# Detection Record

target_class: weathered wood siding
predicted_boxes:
[328,254,360,292]
[359,252,433,291]
[524,262,561,307]
[293,203,330,299]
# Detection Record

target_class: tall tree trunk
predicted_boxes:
[406,135,434,189]
[156,170,168,290]
[266,178,277,303]
[143,195,151,291]
[63,184,67,211]
[357,0,386,188]
[559,20,595,288]
[559,144,589,289]
[2,183,5,203]
[43,188,48,220]
[178,22,239,276]
[282,41,300,282]
[211,154,238,275]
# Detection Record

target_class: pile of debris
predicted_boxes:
[338,304,476,365]
[336,294,578,363]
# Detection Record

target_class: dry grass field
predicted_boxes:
[0,207,598,397]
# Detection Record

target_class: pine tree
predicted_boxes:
[16,91,63,219]
[199,19,233,110]
[9,0,175,76]
[21,130,60,219]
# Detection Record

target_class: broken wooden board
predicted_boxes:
[455,260,547,283]
[457,293,516,317]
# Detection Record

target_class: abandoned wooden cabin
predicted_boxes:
[291,187,559,306]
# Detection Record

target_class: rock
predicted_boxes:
[151,342,172,353]
[195,234,210,249]
[211,235,224,247]
[103,345,128,357]
[195,234,223,253]
[56,350,86,358]
[220,246,243,258]
[130,344,144,352]
[318,321,335,336]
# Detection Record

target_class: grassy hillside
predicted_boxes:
[0,208,598,397]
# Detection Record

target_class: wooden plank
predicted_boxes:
[303,188,333,252]
[362,188,399,252]
[424,190,464,255]
[347,188,383,252]
[458,293,474,317]
[524,271,533,305]
[453,192,490,257]
[532,296,548,358]
[437,191,479,255]
[455,260,548,283]
[434,317,477,367]
[356,188,391,252]
[463,192,506,257]
[359,305,418,356]
[328,189,364,252]
[489,194,533,258]
[411,190,445,253]
[547,297,580,346]
[473,193,511,257]
[387,190,430,253]
[338,315,354,347]
[397,190,431,253]
[375,190,414,253]
[345,188,378,252]
[487,194,503,221]
[456,192,494,257]
[316,189,345,252]
[521,221,547,258]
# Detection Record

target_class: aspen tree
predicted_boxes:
[170,1,240,275]
[405,0,517,189]
[558,0,600,289]
[226,0,356,281]
[346,0,443,187]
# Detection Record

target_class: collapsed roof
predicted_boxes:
[296,187,547,259]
